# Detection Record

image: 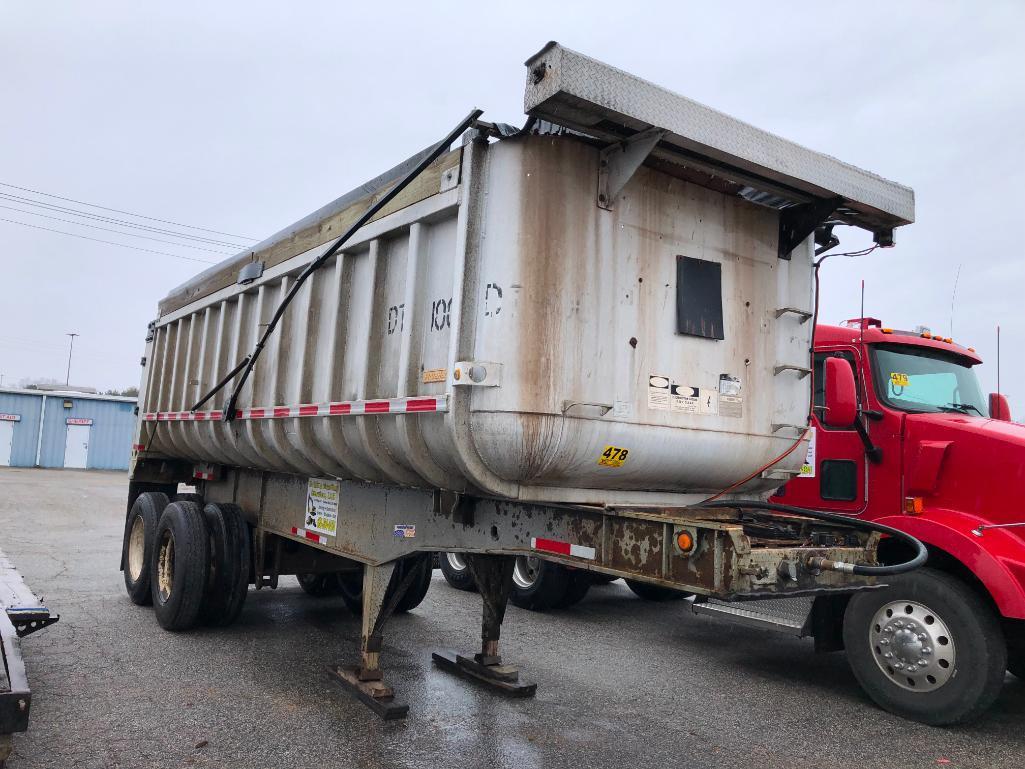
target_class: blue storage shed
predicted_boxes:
[0,388,136,470]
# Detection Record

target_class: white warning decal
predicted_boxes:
[671,384,718,415]
[647,375,670,410]
[306,478,339,537]
[393,524,416,539]
[800,428,816,477]
[718,374,743,418]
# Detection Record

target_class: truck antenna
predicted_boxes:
[860,279,865,349]
[950,263,962,337]
[997,324,1001,401]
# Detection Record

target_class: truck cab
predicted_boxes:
[772,317,1025,723]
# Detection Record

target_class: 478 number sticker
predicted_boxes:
[598,445,630,468]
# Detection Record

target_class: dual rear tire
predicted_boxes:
[298,554,433,615]
[122,493,250,631]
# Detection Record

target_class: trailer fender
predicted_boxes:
[874,512,1025,620]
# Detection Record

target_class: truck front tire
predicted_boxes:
[151,501,211,632]
[843,567,1007,725]
[122,492,170,605]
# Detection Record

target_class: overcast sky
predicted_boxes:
[1,2,1022,411]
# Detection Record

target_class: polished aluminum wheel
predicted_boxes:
[512,555,541,589]
[445,552,468,572]
[870,600,955,692]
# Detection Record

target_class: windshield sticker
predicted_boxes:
[890,372,910,388]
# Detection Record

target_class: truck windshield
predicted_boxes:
[870,344,987,416]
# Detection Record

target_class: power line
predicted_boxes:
[0,203,236,255]
[0,181,258,242]
[0,217,218,264]
[0,191,248,249]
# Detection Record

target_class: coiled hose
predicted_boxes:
[701,500,928,576]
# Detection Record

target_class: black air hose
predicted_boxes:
[701,500,927,576]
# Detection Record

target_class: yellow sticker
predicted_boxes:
[890,372,910,387]
[598,445,630,467]
[422,368,447,384]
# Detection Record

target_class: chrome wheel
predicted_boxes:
[445,552,468,572]
[870,600,955,692]
[512,555,540,589]
[157,533,175,602]
[127,515,146,581]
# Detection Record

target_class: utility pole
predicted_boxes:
[65,333,79,386]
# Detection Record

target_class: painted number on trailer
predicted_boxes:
[598,445,629,468]
[387,304,405,335]
[430,298,451,331]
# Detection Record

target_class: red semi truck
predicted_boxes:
[768,317,1023,724]
[442,317,1023,724]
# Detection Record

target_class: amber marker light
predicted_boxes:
[904,496,924,515]
[676,530,695,552]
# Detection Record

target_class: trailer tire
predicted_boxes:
[843,567,1007,725]
[336,556,433,615]
[297,573,343,597]
[200,503,250,627]
[439,552,477,592]
[174,492,204,506]
[625,579,685,602]
[151,501,211,632]
[590,573,619,585]
[509,557,570,611]
[555,570,591,608]
[122,492,169,605]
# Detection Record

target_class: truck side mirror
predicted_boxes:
[989,393,1011,421]
[823,357,857,428]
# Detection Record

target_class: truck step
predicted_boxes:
[689,597,812,636]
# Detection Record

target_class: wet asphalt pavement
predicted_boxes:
[0,467,1023,769]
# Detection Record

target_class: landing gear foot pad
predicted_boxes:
[432,650,537,697]
[328,665,409,720]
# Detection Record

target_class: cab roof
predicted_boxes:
[816,318,983,365]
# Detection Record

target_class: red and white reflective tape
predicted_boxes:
[530,537,596,560]
[291,526,329,545]
[140,395,447,423]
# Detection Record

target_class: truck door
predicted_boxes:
[776,349,868,515]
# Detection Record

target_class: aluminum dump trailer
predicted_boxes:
[124,43,915,717]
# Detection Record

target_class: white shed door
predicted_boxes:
[0,421,13,466]
[64,424,90,469]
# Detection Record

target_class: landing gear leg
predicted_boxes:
[329,561,411,719]
[432,554,537,697]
